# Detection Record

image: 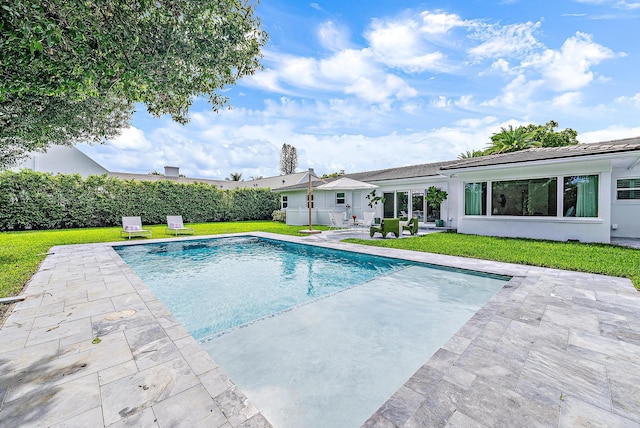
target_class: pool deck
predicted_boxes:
[1,231,639,427]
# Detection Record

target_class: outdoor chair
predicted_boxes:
[361,211,376,228]
[165,215,194,235]
[120,216,152,239]
[402,217,419,235]
[328,212,350,231]
[370,218,400,238]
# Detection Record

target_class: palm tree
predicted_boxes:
[226,172,243,181]
[486,125,539,155]
[458,149,486,159]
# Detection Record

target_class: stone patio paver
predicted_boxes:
[0,231,639,427]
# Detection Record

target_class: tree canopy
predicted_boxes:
[279,143,298,175]
[320,170,345,179]
[226,172,243,181]
[485,125,538,155]
[458,121,578,159]
[0,0,267,168]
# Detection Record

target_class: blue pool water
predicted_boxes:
[116,236,509,428]
[115,236,415,339]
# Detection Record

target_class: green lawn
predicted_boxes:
[345,233,640,288]
[2,223,639,299]
[0,221,328,298]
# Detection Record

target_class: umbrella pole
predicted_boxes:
[299,168,321,234]
[308,171,312,230]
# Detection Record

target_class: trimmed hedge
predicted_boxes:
[0,170,279,230]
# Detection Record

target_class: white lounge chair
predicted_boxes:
[361,211,376,228]
[165,215,194,235]
[328,212,350,231]
[120,216,152,239]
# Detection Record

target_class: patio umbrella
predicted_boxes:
[316,177,378,190]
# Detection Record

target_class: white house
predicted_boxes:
[14,145,109,177]
[278,137,640,243]
[12,145,318,190]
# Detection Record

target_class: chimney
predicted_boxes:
[164,166,179,178]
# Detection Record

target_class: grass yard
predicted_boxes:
[346,232,640,288]
[0,221,328,298]
[2,223,639,301]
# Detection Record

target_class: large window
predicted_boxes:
[383,192,394,218]
[564,175,598,217]
[464,182,487,215]
[412,191,424,221]
[617,178,640,200]
[396,191,409,218]
[465,175,599,218]
[336,192,345,204]
[492,178,557,216]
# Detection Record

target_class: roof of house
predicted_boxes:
[276,136,640,192]
[345,160,458,182]
[108,170,314,190]
[277,160,459,191]
[441,136,640,171]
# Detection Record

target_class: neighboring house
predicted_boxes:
[13,145,109,177]
[278,137,640,243]
[12,146,317,190]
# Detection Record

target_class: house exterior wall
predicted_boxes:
[14,146,109,177]
[455,159,613,243]
[280,151,639,242]
[611,166,640,238]
[282,177,458,227]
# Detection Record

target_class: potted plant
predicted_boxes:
[365,190,385,224]
[426,186,448,227]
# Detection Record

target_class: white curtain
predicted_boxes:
[576,176,598,217]
[465,183,483,215]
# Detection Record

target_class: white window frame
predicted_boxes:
[616,178,640,200]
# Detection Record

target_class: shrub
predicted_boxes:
[272,210,286,222]
[0,170,279,230]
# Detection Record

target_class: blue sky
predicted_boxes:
[79,0,640,180]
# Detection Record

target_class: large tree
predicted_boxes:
[0,0,267,168]
[521,120,578,148]
[485,125,538,155]
[458,120,578,159]
[279,143,298,175]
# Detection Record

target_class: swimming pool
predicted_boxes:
[115,236,414,339]
[116,236,509,428]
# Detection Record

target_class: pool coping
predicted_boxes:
[0,232,639,427]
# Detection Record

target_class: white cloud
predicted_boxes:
[108,127,153,150]
[551,92,582,107]
[454,116,498,128]
[615,92,640,105]
[246,47,417,104]
[468,21,542,59]
[346,74,417,103]
[418,10,466,34]
[365,17,446,72]
[318,21,350,51]
[432,96,452,108]
[523,32,616,91]
[579,125,640,143]
[490,59,512,74]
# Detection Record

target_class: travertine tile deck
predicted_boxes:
[1,232,639,427]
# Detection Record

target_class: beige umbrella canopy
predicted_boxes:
[316,177,378,190]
